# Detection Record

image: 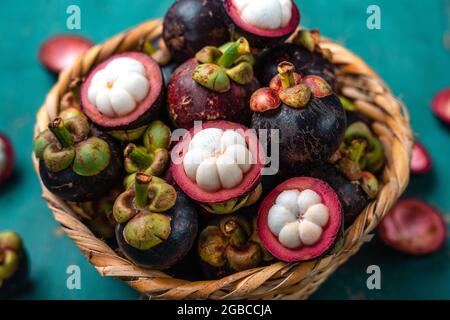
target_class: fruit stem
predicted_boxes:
[135,173,152,210]
[348,140,367,166]
[49,118,74,148]
[224,220,247,248]
[217,37,250,69]
[277,62,296,89]
[124,144,154,170]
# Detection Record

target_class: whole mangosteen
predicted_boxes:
[222,0,300,48]
[34,109,123,202]
[114,173,198,270]
[251,62,346,176]
[163,0,231,63]
[197,214,264,279]
[0,231,29,299]
[80,52,164,142]
[167,37,260,129]
[171,121,265,214]
[255,29,336,88]
[257,177,343,262]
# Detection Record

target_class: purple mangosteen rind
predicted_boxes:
[222,0,301,48]
[80,52,164,133]
[116,190,198,270]
[255,43,337,90]
[163,0,231,63]
[0,133,15,184]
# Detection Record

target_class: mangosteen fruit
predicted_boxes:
[308,164,370,228]
[123,120,172,187]
[114,173,198,270]
[379,199,447,255]
[171,121,265,214]
[255,29,336,88]
[411,140,432,175]
[163,0,231,63]
[431,87,450,125]
[34,108,123,202]
[0,231,29,299]
[251,62,346,175]
[222,0,300,48]
[257,177,343,262]
[167,37,260,129]
[197,215,264,279]
[80,52,164,141]
[39,34,93,74]
[0,133,14,185]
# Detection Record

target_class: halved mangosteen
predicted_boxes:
[163,0,231,63]
[197,214,264,279]
[80,52,164,141]
[167,37,259,129]
[257,177,343,262]
[251,62,346,175]
[34,109,123,202]
[0,133,14,185]
[222,0,300,48]
[255,30,336,88]
[114,173,198,270]
[0,231,29,299]
[171,121,265,214]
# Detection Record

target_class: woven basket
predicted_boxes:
[33,20,413,300]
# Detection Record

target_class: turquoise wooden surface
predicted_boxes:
[0,0,449,300]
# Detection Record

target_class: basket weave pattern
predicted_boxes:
[33,20,413,300]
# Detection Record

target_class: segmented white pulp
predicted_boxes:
[87,57,150,117]
[183,128,253,192]
[0,139,6,173]
[233,0,293,30]
[268,189,330,249]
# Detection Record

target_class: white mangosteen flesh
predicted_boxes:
[0,139,6,173]
[183,128,253,192]
[267,189,329,249]
[232,0,293,30]
[87,57,150,118]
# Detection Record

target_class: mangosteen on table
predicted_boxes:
[0,231,29,299]
[163,0,231,63]
[80,52,164,142]
[197,214,264,279]
[34,108,123,202]
[255,29,336,88]
[222,0,300,48]
[251,62,346,176]
[0,133,14,185]
[167,37,260,129]
[123,120,172,187]
[171,120,265,214]
[114,173,198,270]
[257,177,343,262]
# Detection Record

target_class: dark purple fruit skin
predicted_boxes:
[308,165,368,228]
[168,58,259,129]
[116,191,198,270]
[39,129,124,202]
[163,0,230,63]
[0,252,29,300]
[251,94,346,175]
[256,43,336,89]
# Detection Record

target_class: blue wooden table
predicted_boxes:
[0,0,449,300]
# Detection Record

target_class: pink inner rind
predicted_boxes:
[170,121,265,204]
[80,52,163,129]
[257,177,342,262]
[224,0,300,38]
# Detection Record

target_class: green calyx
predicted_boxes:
[34,129,57,159]
[361,171,379,199]
[123,212,171,250]
[143,121,172,152]
[193,37,254,93]
[124,144,154,174]
[113,173,177,224]
[198,226,227,268]
[201,184,262,214]
[295,29,321,53]
[339,96,357,111]
[73,137,111,176]
[43,144,76,173]
[0,231,23,282]
[109,126,148,142]
[344,122,385,173]
[276,62,312,109]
